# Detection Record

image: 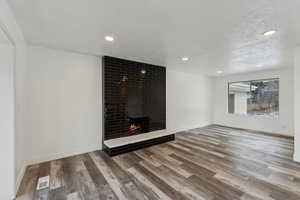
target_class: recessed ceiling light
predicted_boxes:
[217,70,223,74]
[257,64,263,67]
[182,57,189,61]
[263,30,276,36]
[105,36,114,42]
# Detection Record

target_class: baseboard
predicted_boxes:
[211,123,294,139]
[167,122,211,134]
[294,153,300,163]
[26,146,101,166]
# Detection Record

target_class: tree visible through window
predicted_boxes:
[228,78,279,119]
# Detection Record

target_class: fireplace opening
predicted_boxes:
[129,124,141,133]
[129,117,149,135]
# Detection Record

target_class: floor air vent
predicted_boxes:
[36,176,50,190]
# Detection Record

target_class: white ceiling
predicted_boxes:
[8,0,300,76]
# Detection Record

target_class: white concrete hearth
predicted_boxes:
[104,129,172,148]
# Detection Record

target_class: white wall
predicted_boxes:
[21,48,213,166]
[213,68,294,136]
[0,0,27,198]
[294,47,300,162]
[0,43,15,200]
[167,70,212,132]
[23,46,102,165]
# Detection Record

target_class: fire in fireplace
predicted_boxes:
[129,116,149,134]
[129,124,141,134]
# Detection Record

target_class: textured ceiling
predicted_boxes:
[8,0,299,76]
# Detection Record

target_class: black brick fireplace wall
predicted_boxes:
[103,56,166,140]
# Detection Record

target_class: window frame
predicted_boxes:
[227,78,280,119]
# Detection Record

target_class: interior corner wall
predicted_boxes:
[0,0,27,198]
[0,43,15,200]
[294,47,300,162]
[166,70,213,133]
[23,46,102,166]
[212,68,294,136]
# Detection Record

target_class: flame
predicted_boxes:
[129,124,141,132]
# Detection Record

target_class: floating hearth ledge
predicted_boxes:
[103,129,175,156]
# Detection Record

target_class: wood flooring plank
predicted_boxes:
[17,165,40,200]
[111,154,158,200]
[134,149,161,167]
[17,125,300,200]
[50,160,65,190]
[169,153,216,177]
[131,161,189,200]
[48,187,67,200]
[139,160,212,200]
[81,154,107,187]
[188,174,243,200]
[61,157,81,195]
[33,162,51,200]
[89,151,128,200]
[127,166,172,200]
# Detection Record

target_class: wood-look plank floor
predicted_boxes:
[17,125,300,200]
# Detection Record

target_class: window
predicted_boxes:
[228,78,279,119]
